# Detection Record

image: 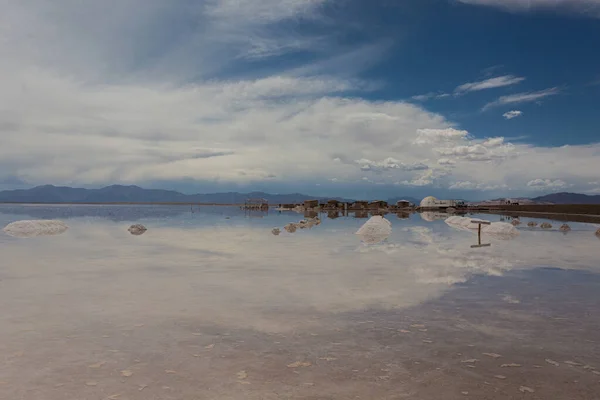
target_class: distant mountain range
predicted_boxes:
[0,185,359,205]
[530,192,600,205]
[0,185,598,205]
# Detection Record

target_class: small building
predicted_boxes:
[396,200,412,208]
[327,199,343,208]
[304,199,319,209]
[369,200,388,209]
[351,201,369,209]
[243,198,268,210]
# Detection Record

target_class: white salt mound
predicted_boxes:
[356,216,392,244]
[445,216,519,240]
[3,220,68,238]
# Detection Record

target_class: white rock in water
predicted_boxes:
[128,224,147,235]
[3,220,68,238]
[445,216,519,240]
[284,223,297,233]
[356,216,392,244]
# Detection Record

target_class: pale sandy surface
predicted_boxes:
[1,205,599,399]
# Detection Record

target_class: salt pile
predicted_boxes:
[3,220,68,238]
[445,216,519,240]
[355,216,392,244]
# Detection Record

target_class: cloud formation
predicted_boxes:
[0,0,599,197]
[482,87,560,111]
[455,75,525,94]
[503,110,524,119]
[456,0,600,16]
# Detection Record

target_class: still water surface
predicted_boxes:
[1,205,599,399]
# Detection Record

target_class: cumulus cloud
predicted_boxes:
[483,87,560,111]
[414,128,470,145]
[437,158,456,166]
[0,0,599,196]
[503,110,523,120]
[455,75,525,94]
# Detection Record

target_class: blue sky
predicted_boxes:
[0,0,599,200]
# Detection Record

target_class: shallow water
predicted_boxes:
[1,205,599,399]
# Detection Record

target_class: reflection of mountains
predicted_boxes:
[0,205,191,222]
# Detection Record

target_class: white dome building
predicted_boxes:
[419,196,460,209]
[420,196,439,208]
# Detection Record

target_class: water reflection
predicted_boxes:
[2,205,600,399]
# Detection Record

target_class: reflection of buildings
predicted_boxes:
[420,211,450,222]
[354,210,369,219]
[304,210,318,219]
[327,210,341,219]
[396,212,411,219]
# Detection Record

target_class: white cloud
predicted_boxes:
[356,158,429,173]
[483,87,560,111]
[456,0,600,15]
[411,92,451,102]
[414,128,470,145]
[0,1,599,196]
[503,110,524,120]
[482,137,505,147]
[526,179,570,190]
[437,158,456,166]
[449,181,508,191]
[455,75,525,94]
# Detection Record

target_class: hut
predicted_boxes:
[303,199,319,209]
[351,201,369,210]
[327,199,342,208]
[396,200,411,208]
[369,200,388,209]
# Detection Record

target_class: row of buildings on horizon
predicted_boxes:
[259,196,531,212]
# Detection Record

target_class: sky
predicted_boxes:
[0,0,599,200]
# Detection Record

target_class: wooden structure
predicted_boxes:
[242,198,269,210]
[396,200,411,208]
[471,220,491,248]
[369,200,388,209]
[351,201,369,210]
[326,199,343,209]
[304,199,319,209]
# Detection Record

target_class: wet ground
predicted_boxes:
[1,205,599,399]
